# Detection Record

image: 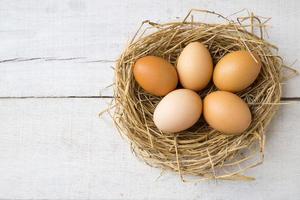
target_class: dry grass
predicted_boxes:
[109,10,285,181]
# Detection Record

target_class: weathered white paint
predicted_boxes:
[0,99,299,199]
[0,0,299,97]
[0,0,300,199]
[0,60,114,97]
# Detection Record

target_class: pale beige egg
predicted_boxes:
[177,42,213,91]
[153,89,202,133]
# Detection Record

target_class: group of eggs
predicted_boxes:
[133,42,261,135]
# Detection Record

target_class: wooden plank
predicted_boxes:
[0,99,299,199]
[0,58,297,98]
[0,0,299,97]
[0,60,114,97]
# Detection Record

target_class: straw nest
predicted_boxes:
[111,10,285,181]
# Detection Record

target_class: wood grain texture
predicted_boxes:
[0,0,300,199]
[0,0,299,97]
[0,99,299,199]
[0,59,114,97]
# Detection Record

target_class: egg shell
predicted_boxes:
[153,89,202,133]
[203,91,251,135]
[133,56,178,96]
[177,42,213,91]
[213,50,262,92]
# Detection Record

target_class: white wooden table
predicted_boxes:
[0,0,299,199]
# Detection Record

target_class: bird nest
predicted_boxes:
[110,10,284,181]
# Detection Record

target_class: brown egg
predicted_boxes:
[213,50,262,92]
[177,42,213,91]
[133,56,178,96]
[153,89,202,133]
[203,91,251,135]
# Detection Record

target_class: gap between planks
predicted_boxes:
[0,96,299,101]
[0,57,299,101]
[0,57,116,63]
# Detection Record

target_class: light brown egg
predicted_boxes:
[213,50,262,92]
[153,89,202,133]
[203,91,251,135]
[133,56,178,96]
[177,42,213,91]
